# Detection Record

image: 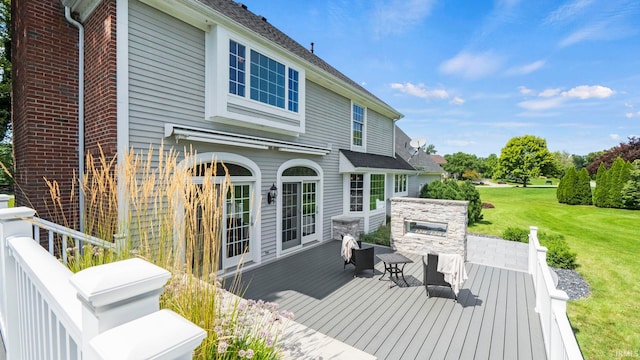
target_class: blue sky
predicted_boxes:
[240,0,640,157]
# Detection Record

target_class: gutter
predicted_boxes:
[63,5,85,233]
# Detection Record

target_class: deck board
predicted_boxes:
[229,241,546,360]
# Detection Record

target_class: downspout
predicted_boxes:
[64,6,85,233]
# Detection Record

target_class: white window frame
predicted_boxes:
[394,174,408,196]
[178,152,262,269]
[205,26,306,135]
[350,102,367,151]
[369,173,386,212]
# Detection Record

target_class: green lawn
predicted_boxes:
[472,187,640,360]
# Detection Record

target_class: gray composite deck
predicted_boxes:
[230,241,546,360]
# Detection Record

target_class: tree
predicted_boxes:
[621,160,640,210]
[576,168,593,205]
[552,150,574,178]
[557,167,577,204]
[420,180,483,225]
[442,152,479,179]
[0,0,11,141]
[586,137,640,175]
[479,153,498,179]
[605,157,632,208]
[424,144,437,155]
[496,135,555,187]
[593,163,608,207]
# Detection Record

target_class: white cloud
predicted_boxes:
[545,0,593,24]
[625,102,634,108]
[517,97,566,111]
[561,85,614,99]
[485,121,535,127]
[538,88,562,97]
[610,134,621,140]
[439,51,504,80]
[559,22,607,47]
[390,82,449,100]
[626,112,634,118]
[518,86,534,95]
[505,60,546,75]
[371,0,435,37]
[449,96,465,106]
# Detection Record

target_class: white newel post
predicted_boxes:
[0,194,10,209]
[528,226,538,276]
[0,207,37,360]
[70,258,206,359]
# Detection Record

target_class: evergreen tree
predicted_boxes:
[419,180,483,225]
[621,160,640,210]
[576,168,593,205]
[560,167,578,204]
[606,157,631,208]
[593,163,608,207]
[556,172,566,203]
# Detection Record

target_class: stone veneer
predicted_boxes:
[390,197,468,260]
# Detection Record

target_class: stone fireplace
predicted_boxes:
[390,198,468,260]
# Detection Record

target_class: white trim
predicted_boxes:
[178,152,262,269]
[165,124,331,155]
[139,0,403,121]
[206,28,306,136]
[350,102,367,152]
[276,159,324,257]
[116,0,130,237]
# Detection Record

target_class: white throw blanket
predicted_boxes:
[437,253,468,295]
[341,235,359,262]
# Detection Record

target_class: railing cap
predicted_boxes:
[0,206,36,221]
[89,309,206,360]
[70,258,171,308]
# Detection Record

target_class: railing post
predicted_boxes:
[0,194,10,209]
[0,207,37,360]
[69,258,172,358]
[528,226,538,275]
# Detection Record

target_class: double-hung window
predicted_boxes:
[370,174,385,211]
[394,174,407,194]
[352,103,365,148]
[349,174,364,212]
[229,40,299,113]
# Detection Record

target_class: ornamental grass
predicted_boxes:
[40,145,292,359]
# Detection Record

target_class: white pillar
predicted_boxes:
[0,207,37,360]
[528,226,538,275]
[0,194,11,209]
[70,258,171,357]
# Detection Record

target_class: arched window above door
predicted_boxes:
[282,166,318,177]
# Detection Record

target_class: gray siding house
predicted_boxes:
[19,0,415,272]
[395,127,445,198]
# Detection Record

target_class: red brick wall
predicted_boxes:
[84,0,117,159]
[12,0,80,228]
[11,0,117,231]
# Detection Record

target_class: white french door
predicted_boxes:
[281,180,318,252]
[223,183,252,267]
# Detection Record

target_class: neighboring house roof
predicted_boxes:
[394,127,445,174]
[339,150,415,172]
[430,154,447,165]
[198,0,401,119]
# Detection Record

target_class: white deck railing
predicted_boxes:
[528,226,584,360]
[0,207,206,359]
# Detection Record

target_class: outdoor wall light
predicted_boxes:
[267,183,278,204]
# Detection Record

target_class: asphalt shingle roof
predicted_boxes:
[199,0,393,110]
[340,149,415,171]
[394,127,445,173]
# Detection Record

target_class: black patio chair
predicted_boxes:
[423,254,456,300]
[343,240,375,275]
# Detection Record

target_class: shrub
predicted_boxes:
[502,227,529,243]
[541,237,577,270]
[420,180,483,225]
[360,224,390,246]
